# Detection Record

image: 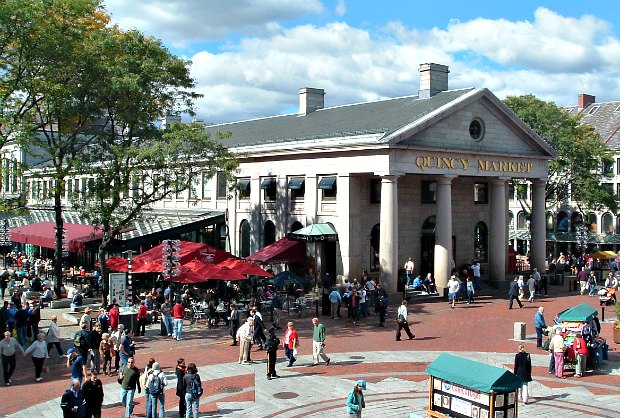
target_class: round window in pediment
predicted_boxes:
[469,118,485,141]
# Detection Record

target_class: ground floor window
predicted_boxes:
[474,221,488,262]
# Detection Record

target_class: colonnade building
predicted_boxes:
[4,64,556,294]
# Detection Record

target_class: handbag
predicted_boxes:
[396,314,406,325]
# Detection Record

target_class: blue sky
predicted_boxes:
[105,0,620,123]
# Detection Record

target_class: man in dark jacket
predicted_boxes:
[508,277,523,309]
[82,371,104,418]
[120,357,141,418]
[60,378,86,418]
[265,327,280,380]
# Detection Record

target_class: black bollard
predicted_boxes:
[601,306,605,322]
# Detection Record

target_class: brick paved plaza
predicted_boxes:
[2,287,619,417]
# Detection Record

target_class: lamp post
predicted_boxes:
[0,219,11,268]
[575,224,589,255]
[123,250,135,306]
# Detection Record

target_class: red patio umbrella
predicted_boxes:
[172,260,247,283]
[216,258,273,276]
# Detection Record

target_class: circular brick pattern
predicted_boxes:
[217,385,243,393]
[273,391,299,399]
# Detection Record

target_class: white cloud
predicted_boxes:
[335,0,346,16]
[105,0,324,47]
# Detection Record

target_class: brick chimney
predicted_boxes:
[578,93,595,110]
[299,87,325,115]
[419,63,449,98]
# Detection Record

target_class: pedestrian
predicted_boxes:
[549,328,566,378]
[375,284,387,326]
[109,304,119,331]
[80,307,92,331]
[404,257,415,286]
[1,330,23,386]
[120,357,141,418]
[118,329,134,371]
[513,344,532,404]
[23,332,48,382]
[265,327,280,380]
[283,321,298,367]
[89,323,102,373]
[146,362,167,418]
[508,277,523,309]
[271,293,283,329]
[82,371,104,418]
[447,275,459,309]
[251,309,266,350]
[311,317,330,366]
[110,324,125,374]
[471,261,481,291]
[137,301,148,336]
[466,276,475,304]
[46,315,64,357]
[96,309,109,334]
[172,299,185,341]
[0,301,8,335]
[175,358,187,418]
[141,358,155,418]
[328,286,342,320]
[183,362,202,418]
[14,303,29,346]
[573,332,588,377]
[28,301,41,339]
[66,348,86,385]
[527,275,536,302]
[587,272,597,296]
[73,323,91,366]
[228,303,240,346]
[346,380,367,417]
[534,307,547,349]
[99,333,114,375]
[237,317,254,364]
[160,299,173,337]
[396,300,415,341]
[61,378,86,418]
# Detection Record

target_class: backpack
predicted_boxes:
[189,374,203,399]
[73,331,86,348]
[148,372,163,395]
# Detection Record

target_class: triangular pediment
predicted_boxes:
[389,89,556,158]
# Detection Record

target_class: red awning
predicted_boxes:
[216,258,273,276]
[131,241,236,273]
[245,237,306,264]
[10,221,102,253]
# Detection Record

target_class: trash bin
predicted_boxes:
[119,311,139,335]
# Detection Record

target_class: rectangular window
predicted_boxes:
[617,158,620,175]
[474,183,488,204]
[201,172,212,200]
[421,181,436,204]
[236,178,251,200]
[508,181,515,200]
[370,178,381,204]
[42,181,48,199]
[189,177,198,200]
[516,184,528,200]
[260,177,277,202]
[288,177,305,201]
[66,178,73,199]
[617,184,620,198]
[603,160,614,175]
[74,179,80,196]
[318,176,337,200]
[216,172,228,200]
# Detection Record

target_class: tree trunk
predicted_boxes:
[54,190,64,298]
[99,244,108,305]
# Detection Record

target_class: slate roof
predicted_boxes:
[203,88,477,148]
[566,101,620,150]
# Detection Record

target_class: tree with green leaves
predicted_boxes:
[504,94,618,217]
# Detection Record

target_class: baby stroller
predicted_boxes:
[598,287,616,306]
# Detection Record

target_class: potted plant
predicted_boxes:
[614,301,620,344]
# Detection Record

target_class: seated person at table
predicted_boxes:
[426,273,437,294]
[31,276,43,292]
[40,285,54,307]
[145,295,154,310]
[412,276,424,291]
[206,301,217,327]
[71,291,84,308]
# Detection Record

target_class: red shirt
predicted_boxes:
[172,303,185,319]
[137,305,148,319]
[109,307,119,329]
[284,329,298,349]
[574,337,588,355]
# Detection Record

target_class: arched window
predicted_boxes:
[290,221,303,232]
[587,212,597,233]
[421,216,436,233]
[557,211,568,232]
[474,222,488,262]
[546,212,554,231]
[570,212,583,232]
[517,211,527,230]
[509,212,515,230]
[602,213,614,234]
[239,220,251,258]
[370,224,380,272]
[263,221,276,247]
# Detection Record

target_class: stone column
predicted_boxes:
[490,178,508,282]
[434,176,454,290]
[379,175,400,294]
[530,179,547,275]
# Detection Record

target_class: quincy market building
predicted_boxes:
[202,63,556,294]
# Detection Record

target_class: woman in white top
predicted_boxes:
[23,332,49,382]
[45,316,63,356]
[395,300,415,341]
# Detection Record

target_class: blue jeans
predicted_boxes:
[406,273,413,286]
[119,353,129,371]
[588,284,597,296]
[150,392,165,418]
[162,315,173,336]
[120,388,135,418]
[185,393,199,418]
[17,326,27,346]
[174,318,183,340]
[145,391,151,418]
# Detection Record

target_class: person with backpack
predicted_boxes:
[183,362,202,418]
[73,324,91,367]
[140,358,155,418]
[146,362,167,418]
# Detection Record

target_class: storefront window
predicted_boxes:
[474,222,488,262]
[421,181,437,204]
[239,220,250,257]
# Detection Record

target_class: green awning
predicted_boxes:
[317,176,337,190]
[236,179,251,192]
[426,353,522,393]
[287,177,305,190]
[260,178,276,189]
[557,303,598,322]
[288,223,338,242]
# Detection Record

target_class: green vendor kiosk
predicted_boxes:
[425,353,523,418]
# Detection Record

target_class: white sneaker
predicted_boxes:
[36,377,43,382]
